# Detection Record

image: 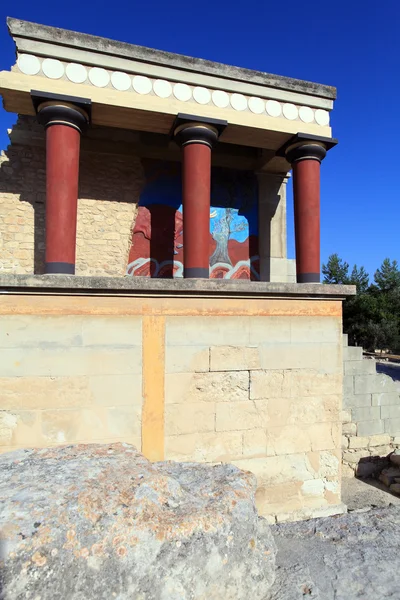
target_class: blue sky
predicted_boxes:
[0,0,398,278]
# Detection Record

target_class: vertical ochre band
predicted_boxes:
[141,315,165,461]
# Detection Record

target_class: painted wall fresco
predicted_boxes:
[126,159,259,279]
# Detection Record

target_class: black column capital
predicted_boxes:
[31,91,91,134]
[286,142,327,164]
[278,132,337,164]
[172,113,227,149]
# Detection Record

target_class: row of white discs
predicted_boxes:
[17,54,330,126]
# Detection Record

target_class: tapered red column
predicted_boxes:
[34,96,90,274]
[286,143,327,283]
[174,121,221,278]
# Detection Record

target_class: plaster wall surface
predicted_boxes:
[0,289,344,523]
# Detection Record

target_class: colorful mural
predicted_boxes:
[126,159,259,279]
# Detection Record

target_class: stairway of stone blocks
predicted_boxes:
[342,334,400,477]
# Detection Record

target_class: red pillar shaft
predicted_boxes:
[292,158,321,283]
[182,142,211,278]
[45,124,80,274]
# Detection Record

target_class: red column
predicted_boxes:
[34,97,90,274]
[286,143,326,283]
[45,124,80,274]
[174,121,221,278]
[182,142,212,278]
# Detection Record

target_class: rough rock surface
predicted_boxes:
[270,506,400,599]
[0,443,276,600]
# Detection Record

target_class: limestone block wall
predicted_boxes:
[341,334,400,477]
[0,290,344,523]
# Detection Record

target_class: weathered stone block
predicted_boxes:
[268,425,312,455]
[351,406,380,422]
[368,434,391,447]
[165,346,209,373]
[301,478,325,496]
[343,375,354,396]
[165,402,215,436]
[165,371,249,404]
[248,316,290,345]
[381,404,400,419]
[344,360,376,376]
[0,444,277,599]
[342,422,357,435]
[165,431,243,463]
[250,370,290,400]
[341,409,352,423]
[259,344,321,370]
[232,453,316,491]
[0,347,142,377]
[357,420,384,436]
[384,418,400,436]
[319,343,343,374]
[41,409,81,444]
[308,422,338,451]
[82,316,142,346]
[209,346,260,371]
[242,429,268,457]
[343,346,363,361]
[354,374,396,395]
[290,317,340,344]
[348,436,370,449]
[290,371,341,398]
[343,393,372,409]
[342,450,369,464]
[166,316,250,346]
[0,315,83,348]
[372,392,400,406]
[216,401,262,432]
[342,435,349,449]
[89,374,142,407]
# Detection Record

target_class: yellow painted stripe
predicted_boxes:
[141,315,165,461]
[0,295,342,317]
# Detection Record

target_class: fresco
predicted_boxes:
[126,159,259,279]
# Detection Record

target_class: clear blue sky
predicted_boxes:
[0,0,398,278]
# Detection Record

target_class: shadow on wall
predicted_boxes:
[0,116,144,274]
[126,159,260,280]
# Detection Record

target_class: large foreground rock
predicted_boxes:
[0,443,276,599]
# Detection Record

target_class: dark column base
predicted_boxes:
[184,267,209,278]
[45,262,75,275]
[297,272,320,283]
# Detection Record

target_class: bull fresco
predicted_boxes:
[126,159,259,279]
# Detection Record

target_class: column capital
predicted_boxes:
[31,91,91,134]
[278,133,337,164]
[172,113,227,149]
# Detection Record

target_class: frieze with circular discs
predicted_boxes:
[15,53,332,127]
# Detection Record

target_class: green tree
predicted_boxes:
[374,258,400,292]
[322,253,349,284]
[349,265,369,293]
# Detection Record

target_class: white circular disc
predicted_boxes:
[173,83,192,102]
[299,106,314,123]
[132,75,152,94]
[193,87,211,104]
[230,93,247,111]
[42,58,64,79]
[212,90,229,108]
[17,54,40,75]
[89,67,110,87]
[153,79,172,98]
[111,71,131,91]
[248,97,265,114]
[266,100,282,117]
[315,109,330,126]
[66,63,87,84]
[282,103,298,120]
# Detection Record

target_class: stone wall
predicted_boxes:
[0,288,345,523]
[342,334,400,477]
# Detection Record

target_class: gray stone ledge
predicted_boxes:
[0,274,356,299]
[7,17,336,100]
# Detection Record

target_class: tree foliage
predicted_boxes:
[322,255,400,353]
